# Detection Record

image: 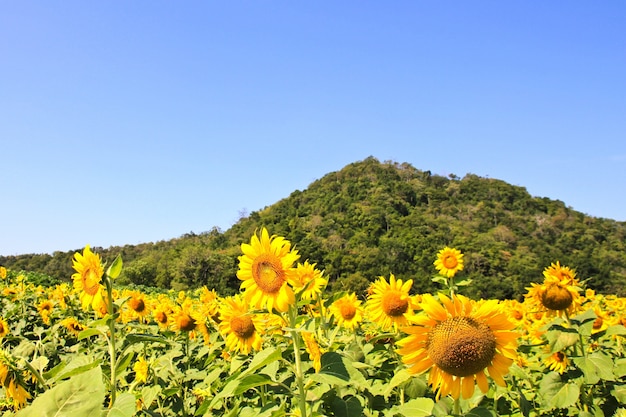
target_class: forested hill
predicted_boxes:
[3,157,626,299]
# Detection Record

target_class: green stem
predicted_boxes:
[289,306,308,417]
[105,277,117,408]
[453,397,460,415]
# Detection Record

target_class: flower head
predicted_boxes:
[237,228,300,313]
[366,274,416,331]
[292,261,327,301]
[218,295,263,355]
[434,247,464,278]
[329,293,364,330]
[71,245,106,312]
[525,262,582,316]
[396,293,519,400]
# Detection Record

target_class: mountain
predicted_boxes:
[2,157,625,299]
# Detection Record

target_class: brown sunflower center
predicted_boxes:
[252,255,285,294]
[541,284,573,311]
[230,315,256,339]
[427,316,497,377]
[382,291,408,317]
[155,311,168,324]
[82,269,101,296]
[129,298,146,313]
[442,255,458,269]
[178,314,197,331]
[593,317,603,330]
[340,303,357,320]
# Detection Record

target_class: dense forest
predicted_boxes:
[3,157,625,300]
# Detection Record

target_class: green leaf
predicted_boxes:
[319,352,350,381]
[573,352,615,383]
[104,392,136,417]
[465,407,497,417]
[605,325,626,337]
[78,328,104,341]
[383,368,413,398]
[392,398,434,417]
[106,255,123,280]
[611,384,626,403]
[140,385,161,409]
[115,352,135,376]
[17,366,105,417]
[44,355,101,384]
[539,372,580,409]
[330,396,363,417]
[234,374,274,395]
[240,347,282,378]
[546,328,579,352]
[125,333,170,346]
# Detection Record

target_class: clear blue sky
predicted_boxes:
[1,2,625,256]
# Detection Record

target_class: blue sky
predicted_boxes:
[1,2,625,256]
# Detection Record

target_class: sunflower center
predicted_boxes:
[252,255,286,294]
[593,317,603,330]
[541,284,573,311]
[178,314,197,331]
[340,303,357,320]
[382,291,408,317]
[442,255,458,269]
[129,298,146,313]
[427,316,497,377]
[155,311,168,324]
[230,315,256,339]
[82,269,101,296]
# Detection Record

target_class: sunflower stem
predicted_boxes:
[288,305,308,417]
[453,397,460,415]
[104,276,118,408]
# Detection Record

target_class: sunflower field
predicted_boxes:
[1,228,626,417]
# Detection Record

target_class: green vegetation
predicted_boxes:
[3,157,625,299]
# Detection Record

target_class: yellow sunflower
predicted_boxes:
[525,261,582,316]
[218,295,263,355]
[434,247,464,278]
[37,300,54,325]
[544,351,569,374]
[302,331,323,372]
[396,293,519,400]
[60,317,86,337]
[71,245,106,312]
[366,274,416,331]
[133,356,149,384]
[122,290,151,323]
[237,228,300,313]
[329,293,364,330]
[292,261,327,301]
[172,299,201,333]
[0,266,6,279]
[0,317,9,338]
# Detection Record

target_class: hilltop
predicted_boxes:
[2,157,625,299]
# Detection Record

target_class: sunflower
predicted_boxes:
[302,331,323,372]
[71,245,106,312]
[292,261,327,301]
[0,317,9,338]
[60,317,86,337]
[329,293,364,330]
[544,351,569,374]
[133,356,149,384]
[237,228,300,313]
[197,286,221,324]
[37,300,54,325]
[0,350,31,410]
[396,293,519,400]
[525,262,582,316]
[434,247,464,278]
[0,266,6,279]
[366,274,416,331]
[123,290,150,323]
[173,299,200,333]
[218,295,263,355]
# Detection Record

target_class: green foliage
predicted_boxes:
[3,157,626,299]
